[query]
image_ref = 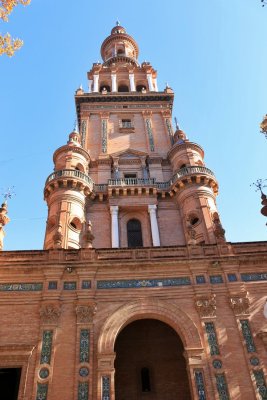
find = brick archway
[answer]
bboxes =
[98,298,202,354]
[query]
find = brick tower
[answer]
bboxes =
[44,23,225,251]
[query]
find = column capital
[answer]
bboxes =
[110,205,119,215]
[148,204,157,213]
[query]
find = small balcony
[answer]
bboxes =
[108,178,156,187]
[45,169,94,191]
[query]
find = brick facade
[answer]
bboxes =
[0,24,267,400]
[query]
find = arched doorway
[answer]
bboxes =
[114,319,191,400]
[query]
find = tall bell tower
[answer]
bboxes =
[43,23,225,250]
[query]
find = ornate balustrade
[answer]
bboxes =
[46,169,94,190]
[45,166,216,196]
[108,178,156,186]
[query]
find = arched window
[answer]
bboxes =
[118,84,129,92]
[127,219,143,248]
[100,84,111,92]
[136,84,147,92]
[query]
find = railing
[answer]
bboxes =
[46,166,215,194]
[108,178,156,186]
[156,166,215,190]
[94,184,108,192]
[46,169,94,189]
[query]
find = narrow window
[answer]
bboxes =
[127,219,143,248]
[121,119,131,128]
[141,367,151,392]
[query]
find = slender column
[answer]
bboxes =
[153,78,158,92]
[110,206,119,248]
[147,73,154,91]
[88,79,93,93]
[148,205,160,246]
[111,73,117,92]
[129,73,135,91]
[93,74,99,92]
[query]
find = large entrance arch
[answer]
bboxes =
[114,319,191,399]
[97,299,205,400]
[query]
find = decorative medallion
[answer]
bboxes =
[39,368,49,379]
[79,367,89,377]
[250,357,260,366]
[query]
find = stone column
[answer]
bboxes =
[148,205,160,246]
[147,73,154,91]
[93,74,99,92]
[111,73,117,92]
[110,206,119,248]
[88,79,93,93]
[153,78,159,92]
[129,73,135,91]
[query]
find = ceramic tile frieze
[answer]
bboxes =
[0,282,43,291]
[241,273,267,282]
[40,330,53,364]
[194,370,207,400]
[165,118,174,144]
[78,381,89,400]
[80,329,90,363]
[145,118,155,151]
[253,369,267,399]
[101,119,108,153]
[240,320,256,353]
[215,374,230,400]
[97,277,191,289]
[204,322,220,355]
[81,120,87,148]
[36,382,48,400]
[102,376,110,400]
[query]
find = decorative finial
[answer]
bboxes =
[174,117,179,130]
[116,19,120,26]
[79,84,83,90]
[1,186,15,204]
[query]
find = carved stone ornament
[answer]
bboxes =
[213,213,226,243]
[40,304,61,325]
[186,218,197,245]
[230,294,250,315]
[195,294,216,318]
[76,303,97,323]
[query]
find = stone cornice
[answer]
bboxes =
[167,142,204,161]
[53,144,90,163]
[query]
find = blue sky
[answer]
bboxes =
[0,0,266,250]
